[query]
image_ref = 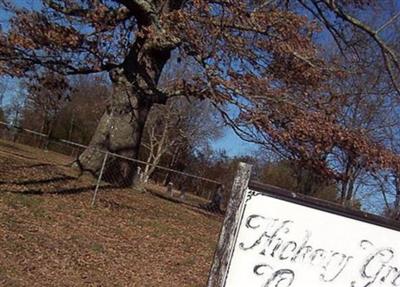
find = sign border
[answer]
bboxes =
[208,162,400,287]
[249,180,400,232]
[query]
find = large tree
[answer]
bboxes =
[1,0,399,186]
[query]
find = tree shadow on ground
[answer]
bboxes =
[146,189,223,219]
[0,150,38,161]
[0,175,77,185]
[12,163,62,169]
[0,184,113,195]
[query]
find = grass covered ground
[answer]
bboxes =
[0,139,222,286]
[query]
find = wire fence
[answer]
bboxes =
[0,121,225,214]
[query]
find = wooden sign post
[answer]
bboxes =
[208,162,400,287]
[207,162,252,286]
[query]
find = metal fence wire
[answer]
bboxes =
[0,121,225,214]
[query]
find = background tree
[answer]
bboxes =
[21,72,71,140]
[5,90,25,126]
[139,97,222,183]
[258,160,340,202]
[0,80,5,108]
[53,75,110,144]
[0,107,6,123]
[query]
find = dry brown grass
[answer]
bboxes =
[0,139,222,286]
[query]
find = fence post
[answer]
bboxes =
[207,162,252,287]
[91,151,109,207]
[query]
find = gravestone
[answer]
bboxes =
[202,184,224,213]
[167,181,174,197]
[208,163,400,287]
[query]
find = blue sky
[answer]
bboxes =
[212,127,259,156]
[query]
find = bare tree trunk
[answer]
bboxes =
[68,113,75,141]
[44,116,57,150]
[392,175,400,220]
[141,152,163,183]
[345,176,356,205]
[141,118,171,184]
[76,72,152,186]
[163,146,180,185]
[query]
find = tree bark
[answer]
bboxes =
[76,71,152,186]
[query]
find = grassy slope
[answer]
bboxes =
[0,139,221,286]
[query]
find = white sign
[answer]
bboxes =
[224,188,400,287]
